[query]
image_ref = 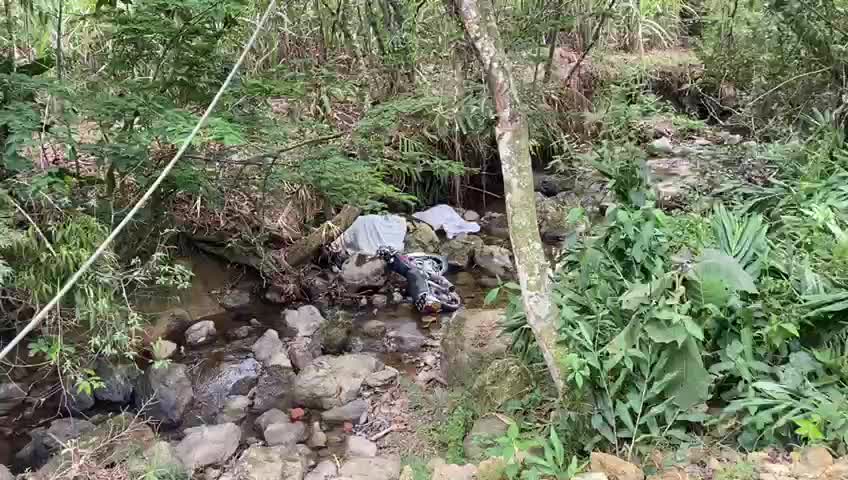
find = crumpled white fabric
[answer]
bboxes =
[412,204,480,239]
[335,214,407,255]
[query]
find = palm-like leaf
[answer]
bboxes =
[711,203,770,277]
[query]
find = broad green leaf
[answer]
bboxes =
[484,287,500,306]
[645,321,688,346]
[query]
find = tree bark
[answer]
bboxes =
[284,205,361,267]
[448,0,566,395]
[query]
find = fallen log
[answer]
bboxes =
[284,205,361,267]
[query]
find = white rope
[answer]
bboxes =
[0,0,278,361]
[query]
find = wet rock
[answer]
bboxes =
[464,415,509,460]
[346,436,377,458]
[385,324,427,353]
[307,422,327,448]
[289,336,322,371]
[0,382,26,415]
[217,395,251,424]
[474,244,514,279]
[186,320,217,346]
[264,421,307,447]
[534,173,573,197]
[305,276,331,300]
[649,137,674,155]
[406,222,440,252]
[362,320,387,338]
[252,330,292,369]
[188,356,261,422]
[63,383,95,412]
[372,294,388,308]
[430,460,478,480]
[135,363,194,425]
[321,399,369,425]
[232,444,307,480]
[153,339,178,360]
[440,234,483,269]
[176,423,240,470]
[483,214,510,240]
[250,365,297,414]
[221,288,251,310]
[94,360,140,404]
[339,455,402,480]
[305,459,338,480]
[320,313,352,355]
[341,254,387,291]
[473,357,532,410]
[294,354,383,409]
[228,325,252,340]
[440,309,508,385]
[590,452,644,480]
[283,305,326,337]
[365,367,399,388]
[463,210,481,222]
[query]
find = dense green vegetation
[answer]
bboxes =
[2,0,848,471]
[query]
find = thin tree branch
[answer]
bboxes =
[561,0,619,87]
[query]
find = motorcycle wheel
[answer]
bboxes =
[406,253,449,275]
[435,291,462,312]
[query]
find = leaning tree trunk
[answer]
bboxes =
[449,0,566,395]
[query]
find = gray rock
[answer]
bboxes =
[321,399,369,425]
[482,214,510,240]
[127,441,186,477]
[648,137,674,155]
[227,325,252,340]
[233,444,308,480]
[294,354,383,409]
[307,422,327,448]
[176,423,241,470]
[405,222,440,253]
[305,459,338,480]
[283,305,326,337]
[250,366,297,414]
[252,330,292,369]
[264,421,307,447]
[135,363,194,425]
[221,289,251,310]
[0,382,26,415]
[463,416,509,460]
[345,436,377,458]
[440,309,508,385]
[42,418,96,451]
[372,294,388,308]
[440,234,483,269]
[0,465,11,480]
[365,368,399,388]
[288,336,322,371]
[186,320,217,346]
[339,456,401,480]
[94,361,140,404]
[474,244,514,279]
[478,276,499,288]
[63,383,94,412]
[341,254,387,291]
[463,210,480,222]
[304,276,331,300]
[256,409,290,431]
[216,395,251,424]
[384,324,427,353]
[534,173,573,197]
[361,320,386,338]
[153,339,178,360]
[187,356,261,422]
[725,133,743,145]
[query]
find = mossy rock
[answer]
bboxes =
[320,311,353,354]
[440,309,508,386]
[472,357,532,411]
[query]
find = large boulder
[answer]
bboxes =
[232,445,308,480]
[339,456,402,480]
[534,173,573,197]
[440,234,483,269]
[440,309,508,385]
[252,330,292,369]
[345,436,377,458]
[282,305,326,337]
[217,395,251,423]
[250,365,297,413]
[405,222,440,252]
[341,254,387,291]
[19,417,96,467]
[186,355,261,422]
[176,423,241,470]
[135,363,194,425]
[321,399,369,425]
[94,360,140,404]
[185,320,217,346]
[288,336,322,371]
[294,354,383,409]
[384,323,427,353]
[263,421,307,447]
[220,288,252,310]
[473,244,514,279]
[472,357,532,410]
[0,382,26,415]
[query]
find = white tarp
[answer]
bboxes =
[412,204,480,239]
[336,214,407,255]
